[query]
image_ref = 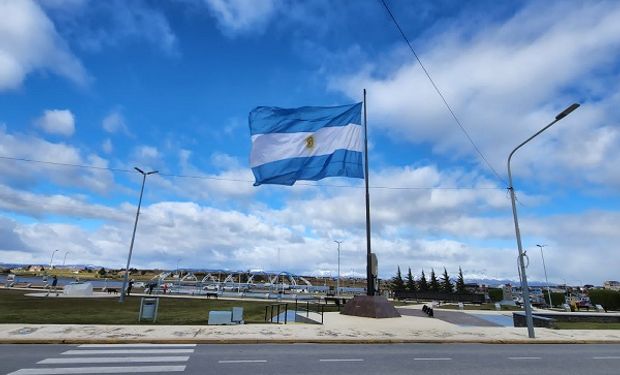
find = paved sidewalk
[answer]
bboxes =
[2,309,620,344]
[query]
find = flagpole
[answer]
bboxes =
[363,89,374,296]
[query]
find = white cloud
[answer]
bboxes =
[42,0,177,55]
[153,151,256,202]
[102,138,113,154]
[203,0,277,36]
[331,1,620,189]
[0,126,115,194]
[35,109,75,136]
[137,145,159,159]
[102,111,130,135]
[1,187,618,285]
[129,145,162,173]
[0,183,127,222]
[0,0,88,90]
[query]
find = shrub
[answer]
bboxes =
[589,289,620,311]
[488,288,503,302]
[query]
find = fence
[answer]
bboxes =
[264,300,326,324]
[394,290,485,304]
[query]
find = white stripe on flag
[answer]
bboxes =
[250,123,362,167]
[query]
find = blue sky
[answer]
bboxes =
[1,0,619,285]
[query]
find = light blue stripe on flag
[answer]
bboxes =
[250,102,362,135]
[252,149,363,186]
[249,102,364,186]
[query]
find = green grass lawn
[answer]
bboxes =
[0,289,280,324]
[553,322,620,330]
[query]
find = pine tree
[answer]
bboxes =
[390,266,405,292]
[406,267,416,292]
[429,268,440,292]
[456,266,467,294]
[418,269,429,292]
[441,267,453,293]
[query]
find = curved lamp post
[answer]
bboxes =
[49,249,60,270]
[507,103,579,339]
[120,167,158,303]
[537,244,553,308]
[62,251,70,268]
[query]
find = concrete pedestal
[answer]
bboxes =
[340,295,401,318]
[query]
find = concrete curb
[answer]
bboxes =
[2,338,620,345]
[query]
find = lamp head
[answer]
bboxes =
[555,103,580,120]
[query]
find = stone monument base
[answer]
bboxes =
[340,295,401,318]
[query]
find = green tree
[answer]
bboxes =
[406,267,416,292]
[441,267,453,293]
[456,267,466,294]
[429,269,440,292]
[390,266,405,292]
[97,267,106,276]
[418,270,429,292]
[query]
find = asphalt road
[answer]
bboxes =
[2,343,620,375]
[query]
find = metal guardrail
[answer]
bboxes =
[264,300,326,324]
[265,303,289,324]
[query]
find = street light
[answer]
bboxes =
[62,251,70,268]
[176,258,181,288]
[537,244,553,308]
[120,167,159,303]
[334,240,342,296]
[507,102,579,339]
[49,249,60,270]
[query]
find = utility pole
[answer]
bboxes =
[120,167,158,303]
[507,103,579,338]
[334,240,342,296]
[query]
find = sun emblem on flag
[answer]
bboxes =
[305,135,315,149]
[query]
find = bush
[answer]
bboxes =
[542,291,566,306]
[589,289,620,311]
[488,288,503,302]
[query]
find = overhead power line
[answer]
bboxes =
[0,155,503,191]
[378,0,506,185]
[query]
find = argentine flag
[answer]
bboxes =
[249,102,364,186]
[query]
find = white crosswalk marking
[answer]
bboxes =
[7,366,186,375]
[38,356,190,364]
[78,344,196,348]
[9,344,194,375]
[62,349,194,355]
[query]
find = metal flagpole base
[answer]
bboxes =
[340,295,401,318]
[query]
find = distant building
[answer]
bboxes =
[603,281,620,291]
[28,265,44,272]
